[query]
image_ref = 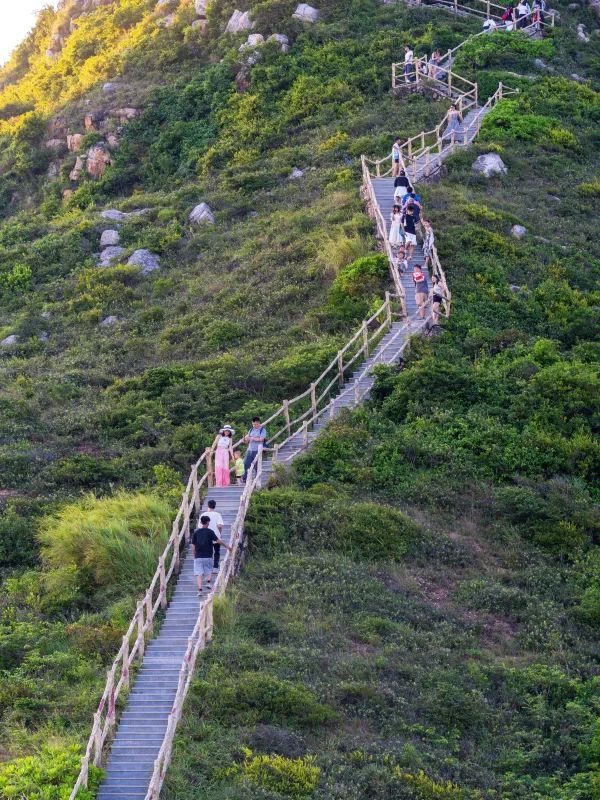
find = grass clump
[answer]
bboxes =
[221,748,320,798]
[0,745,103,800]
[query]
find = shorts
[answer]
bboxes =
[194,557,213,576]
[433,294,443,305]
[404,233,417,246]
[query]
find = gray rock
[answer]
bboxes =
[267,33,289,51]
[98,246,126,266]
[100,316,118,328]
[102,83,121,92]
[195,0,207,14]
[577,23,590,41]
[293,3,319,22]
[239,33,265,50]
[534,58,547,69]
[471,153,507,177]
[509,284,522,294]
[100,229,121,248]
[128,249,161,274]
[39,331,49,343]
[548,195,561,202]
[568,2,579,8]
[101,208,151,221]
[225,10,253,33]
[1,335,18,346]
[45,138,65,149]
[511,224,527,238]
[189,202,215,225]
[41,311,51,319]
[289,167,304,179]
[570,73,585,82]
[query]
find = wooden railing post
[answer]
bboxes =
[486,0,490,17]
[302,421,309,447]
[121,634,130,689]
[283,399,291,437]
[498,81,503,100]
[392,62,396,88]
[337,350,344,386]
[191,466,200,515]
[310,382,317,418]
[159,555,167,609]
[106,670,116,727]
[385,291,392,327]
[362,321,369,358]
[273,443,280,464]
[93,712,102,767]
[204,447,214,487]
[136,601,145,659]
[454,0,457,12]
[145,590,153,635]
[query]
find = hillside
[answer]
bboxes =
[0,0,599,797]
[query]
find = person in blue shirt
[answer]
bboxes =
[401,186,422,217]
[243,417,267,481]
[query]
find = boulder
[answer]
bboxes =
[568,2,579,8]
[45,138,65,149]
[67,133,84,151]
[511,224,527,238]
[590,0,600,21]
[267,33,289,51]
[240,33,265,50]
[86,144,112,178]
[110,107,140,123]
[100,229,121,247]
[289,167,304,179]
[534,58,547,69]
[99,246,126,266]
[128,249,161,274]
[102,82,121,91]
[292,3,319,22]
[577,23,590,41]
[106,132,121,149]
[189,202,215,224]
[69,155,87,182]
[471,153,507,177]
[84,111,106,131]
[39,331,49,343]
[100,316,119,328]
[1,335,18,346]
[192,18,208,28]
[47,161,61,179]
[62,189,74,201]
[225,9,253,33]
[101,208,150,221]
[195,0,208,14]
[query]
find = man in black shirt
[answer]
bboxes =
[191,515,232,595]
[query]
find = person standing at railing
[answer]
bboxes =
[442,103,463,141]
[191,515,232,595]
[401,205,418,264]
[412,265,429,320]
[516,0,531,27]
[403,45,414,84]
[428,50,441,78]
[243,417,267,481]
[212,425,235,487]
[532,0,545,28]
[392,137,401,177]
[501,4,515,29]
[431,273,448,325]
[389,204,404,249]
[483,17,497,31]
[422,220,435,269]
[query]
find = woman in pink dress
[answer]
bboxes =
[213,426,235,486]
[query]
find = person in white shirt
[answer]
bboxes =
[483,17,497,31]
[204,499,224,572]
[391,137,401,177]
[516,0,530,27]
[404,45,414,84]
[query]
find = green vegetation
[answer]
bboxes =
[0,0,597,796]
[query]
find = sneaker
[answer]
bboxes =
[197,589,203,596]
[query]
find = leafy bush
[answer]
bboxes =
[221,748,320,798]
[0,745,102,800]
[39,492,172,594]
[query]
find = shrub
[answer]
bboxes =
[222,748,320,798]
[0,745,102,800]
[193,671,335,728]
[39,492,173,594]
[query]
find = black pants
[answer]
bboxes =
[213,543,220,569]
[243,450,258,481]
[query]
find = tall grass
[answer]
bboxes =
[39,492,172,593]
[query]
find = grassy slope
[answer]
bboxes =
[163,9,600,800]
[0,0,597,796]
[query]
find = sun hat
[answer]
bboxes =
[220,425,235,435]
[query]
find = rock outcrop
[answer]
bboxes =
[293,3,319,22]
[69,155,87,182]
[239,33,264,50]
[511,224,527,238]
[101,208,151,221]
[100,230,121,247]
[86,144,112,178]
[471,153,507,177]
[225,9,253,32]
[267,33,289,51]
[128,249,161,274]
[100,316,119,328]
[45,139,65,149]
[98,246,126,267]
[110,107,140,123]
[1,335,18,346]
[67,133,84,151]
[189,202,215,224]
